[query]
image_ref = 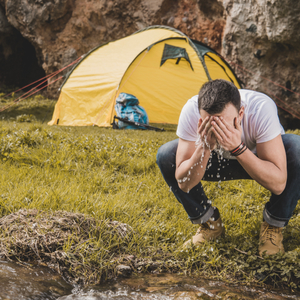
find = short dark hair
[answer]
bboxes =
[198,79,241,114]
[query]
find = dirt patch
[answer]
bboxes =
[0,209,177,285]
[0,209,140,285]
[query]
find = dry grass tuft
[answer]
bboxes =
[0,209,135,284]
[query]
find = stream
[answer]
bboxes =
[0,260,299,300]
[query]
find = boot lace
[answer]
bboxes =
[196,221,212,238]
[261,224,279,243]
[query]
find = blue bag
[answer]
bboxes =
[115,93,149,129]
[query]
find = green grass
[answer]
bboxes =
[0,93,300,290]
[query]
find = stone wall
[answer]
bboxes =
[222,0,300,128]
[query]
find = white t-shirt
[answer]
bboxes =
[176,89,285,157]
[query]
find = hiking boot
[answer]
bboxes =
[183,217,225,247]
[258,221,285,256]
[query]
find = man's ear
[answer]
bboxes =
[238,106,244,122]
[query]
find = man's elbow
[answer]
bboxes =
[175,171,188,192]
[175,170,202,193]
[177,178,199,193]
[178,182,190,193]
[175,175,191,192]
[272,179,287,195]
[175,175,189,192]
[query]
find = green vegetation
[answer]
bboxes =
[0,94,300,290]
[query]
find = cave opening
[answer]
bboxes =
[0,27,46,91]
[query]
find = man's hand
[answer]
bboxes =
[198,116,217,150]
[211,116,242,151]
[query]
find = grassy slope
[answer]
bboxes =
[0,94,300,289]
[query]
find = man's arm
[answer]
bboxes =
[175,116,216,192]
[211,116,287,195]
[236,135,287,195]
[175,138,210,192]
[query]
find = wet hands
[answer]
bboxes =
[210,116,242,151]
[198,117,217,150]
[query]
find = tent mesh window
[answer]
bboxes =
[160,44,194,71]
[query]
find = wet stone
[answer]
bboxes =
[0,260,72,299]
[116,264,132,276]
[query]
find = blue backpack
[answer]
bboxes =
[114,93,149,130]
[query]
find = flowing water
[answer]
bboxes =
[1,260,300,300]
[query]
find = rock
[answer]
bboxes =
[0,5,13,35]
[0,0,225,91]
[116,264,132,276]
[222,0,300,128]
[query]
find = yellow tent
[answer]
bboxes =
[49,25,241,127]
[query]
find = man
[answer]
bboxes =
[156,79,300,255]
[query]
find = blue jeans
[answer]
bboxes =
[156,134,300,227]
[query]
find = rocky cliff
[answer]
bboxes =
[223,0,300,128]
[0,0,299,128]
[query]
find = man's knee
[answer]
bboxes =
[283,134,300,167]
[156,145,166,167]
[156,139,178,170]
